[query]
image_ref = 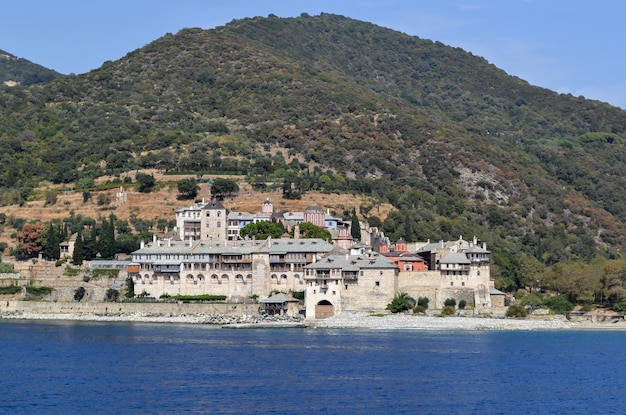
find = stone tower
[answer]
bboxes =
[200,200,227,242]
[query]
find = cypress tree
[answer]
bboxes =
[350,208,361,241]
[72,232,84,265]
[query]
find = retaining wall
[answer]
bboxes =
[1,300,260,317]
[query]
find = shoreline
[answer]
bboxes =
[2,310,626,331]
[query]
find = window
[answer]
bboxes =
[450,282,454,286]
[375,281,380,287]
[462,282,465,286]
[217,221,221,228]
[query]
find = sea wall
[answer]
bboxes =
[1,300,260,317]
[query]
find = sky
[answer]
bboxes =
[2,0,625,108]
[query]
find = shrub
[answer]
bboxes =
[0,261,14,273]
[386,292,416,313]
[64,267,80,277]
[92,269,120,279]
[444,298,456,307]
[417,296,429,309]
[413,305,426,314]
[543,295,574,316]
[506,304,528,318]
[0,285,21,295]
[439,305,456,316]
[25,286,53,296]
[105,288,119,302]
[170,294,227,302]
[74,287,86,301]
[458,299,467,310]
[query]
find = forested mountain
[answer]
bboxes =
[0,49,63,85]
[2,13,626,290]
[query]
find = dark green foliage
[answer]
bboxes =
[417,296,429,309]
[444,298,456,307]
[169,294,227,302]
[105,288,120,302]
[0,49,63,85]
[239,221,285,239]
[125,276,135,298]
[458,299,467,310]
[506,304,528,318]
[350,208,361,241]
[25,286,53,296]
[135,173,156,193]
[177,178,200,199]
[72,232,84,265]
[98,215,116,259]
[210,178,239,200]
[386,292,416,313]
[295,222,332,242]
[74,286,86,302]
[543,295,573,316]
[92,269,120,279]
[291,291,305,300]
[0,260,13,272]
[0,285,21,294]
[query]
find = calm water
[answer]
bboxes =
[1,321,625,414]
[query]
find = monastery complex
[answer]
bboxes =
[129,199,505,318]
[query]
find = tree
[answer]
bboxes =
[386,292,416,313]
[74,286,86,302]
[42,222,61,260]
[506,304,528,318]
[136,172,156,193]
[98,215,116,259]
[125,276,135,298]
[105,288,119,302]
[211,178,239,200]
[520,292,543,313]
[350,208,361,241]
[543,295,573,316]
[417,297,429,309]
[72,232,84,265]
[295,222,332,242]
[240,221,285,239]
[444,298,456,307]
[519,254,545,291]
[177,178,200,200]
[16,222,45,259]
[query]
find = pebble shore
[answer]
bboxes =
[306,311,574,330]
[3,310,626,330]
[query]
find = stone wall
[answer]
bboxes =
[1,300,260,317]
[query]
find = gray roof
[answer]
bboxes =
[227,211,255,221]
[132,237,334,256]
[465,245,490,254]
[439,253,471,264]
[203,200,226,210]
[490,287,506,295]
[260,293,299,304]
[305,253,396,271]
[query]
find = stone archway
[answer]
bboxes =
[315,300,335,319]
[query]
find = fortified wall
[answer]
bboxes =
[398,271,489,310]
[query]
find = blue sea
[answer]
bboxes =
[1,321,625,414]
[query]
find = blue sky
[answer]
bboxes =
[2,1,625,108]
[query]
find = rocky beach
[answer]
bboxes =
[3,308,625,330]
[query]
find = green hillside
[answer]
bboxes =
[0,49,63,85]
[2,13,626,292]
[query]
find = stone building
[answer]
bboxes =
[130,236,334,302]
[304,252,398,318]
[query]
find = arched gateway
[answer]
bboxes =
[315,300,335,318]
